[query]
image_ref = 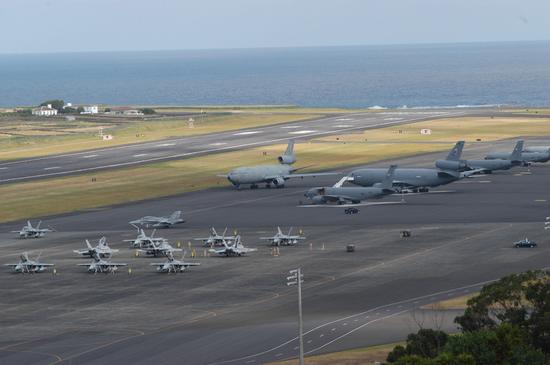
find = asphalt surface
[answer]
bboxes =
[0,135,549,364]
[0,110,467,183]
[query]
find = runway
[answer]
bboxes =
[0,109,465,183]
[0,138,549,364]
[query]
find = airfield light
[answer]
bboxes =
[287,268,305,365]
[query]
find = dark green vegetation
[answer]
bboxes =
[386,270,550,365]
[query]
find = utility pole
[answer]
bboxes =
[287,268,305,365]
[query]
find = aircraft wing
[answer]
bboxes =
[282,172,339,179]
[437,170,459,178]
[461,169,487,177]
[321,194,357,203]
[209,248,226,255]
[300,201,404,208]
[4,264,19,267]
[103,263,127,267]
[182,262,201,267]
[37,263,54,267]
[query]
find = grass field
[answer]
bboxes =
[316,116,550,144]
[0,142,451,222]
[0,113,321,160]
[266,342,402,365]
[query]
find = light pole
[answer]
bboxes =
[287,268,305,365]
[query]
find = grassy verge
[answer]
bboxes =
[0,142,450,222]
[316,116,550,143]
[0,113,321,160]
[421,293,477,310]
[266,342,403,365]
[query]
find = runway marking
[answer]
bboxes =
[307,340,312,344]
[275,353,283,357]
[245,360,255,364]
[280,125,302,129]
[384,117,403,121]
[208,280,498,365]
[289,130,317,135]
[535,199,547,202]
[82,154,98,158]
[233,131,261,135]
[0,167,7,170]
[319,334,324,338]
[332,124,353,127]
[43,166,61,170]
[210,142,227,146]
[0,114,443,183]
[133,154,148,157]
[156,143,176,147]
[335,118,353,121]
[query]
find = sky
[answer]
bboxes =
[1,0,549,54]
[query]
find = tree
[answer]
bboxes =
[387,329,448,363]
[140,108,156,115]
[454,270,550,354]
[39,99,64,111]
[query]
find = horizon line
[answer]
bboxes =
[1,39,549,57]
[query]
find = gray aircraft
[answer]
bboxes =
[435,141,514,173]
[124,229,166,249]
[129,211,184,228]
[349,143,478,192]
[222,140,337,189]
[209,236,257,257]
[5,252,54,273]
[12,220,53,239]
[259,227,306,246]
[194,227,236,247]
[78,252,127,273]
[523,145,550,153]
[485,140,550,164]
[150,252,200,273]
[305,165,397,204]
[137,240,182,257]
[73,237,119,259]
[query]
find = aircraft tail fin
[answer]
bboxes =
[99,236,107,248]
[21,252,29,262]
[510,140,524,161]
[277,226,283,235]
[278,140,296,164]
[446,141,464,161]
[169,211,182,222]
[381,165,397,190]
[86,239,93,250]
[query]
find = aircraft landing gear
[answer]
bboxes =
[250,184,259,189]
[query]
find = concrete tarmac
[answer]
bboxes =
[0,139,549,365]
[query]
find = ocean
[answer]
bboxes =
[1,41,549,108]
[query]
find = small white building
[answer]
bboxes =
[32,104,58,117]
[81,105,99,114]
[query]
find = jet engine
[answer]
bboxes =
[272,177,285,187]
[311,195,325,205]
[435,159,467,171]
[278,154,296,164]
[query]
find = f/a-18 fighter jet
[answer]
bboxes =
[150,252,200,273]
[129,211,184,228]
[194,227,236,247]
[208,236,257,257]
[260,227,306,246]
[435,141,515,173]
[124,229,167,249]
[222,140,338,189]
[5,252,54,273]
[137,240,182,257]
[12,220,53,238]
[78,252,127,273]
[73,237,119,259]
[305,165,398,205]
[485,140,550,165]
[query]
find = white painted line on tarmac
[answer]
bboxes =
[43,166,61,170]
[210,142,227,146]
[335,118,353,121]
[82,154,98,158]
[281,125,302,129]
[289,130,317,135]
[233,131,261,135]
[133,154,148,157]
[0,167,7,170]
[333,124,353,127]
[156,143,176,147]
